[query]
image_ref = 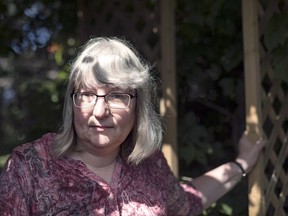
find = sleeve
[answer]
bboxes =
[0,152,31,216]
[153,151,203,216]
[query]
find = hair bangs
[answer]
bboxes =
[93,54,145,89]
[72,64,102,91]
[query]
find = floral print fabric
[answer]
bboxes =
[0,133,202,215]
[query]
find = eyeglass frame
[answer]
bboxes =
[70,91,137,109]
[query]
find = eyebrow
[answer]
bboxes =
[77,87,132,93]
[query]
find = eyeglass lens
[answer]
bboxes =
[73,92,132,109]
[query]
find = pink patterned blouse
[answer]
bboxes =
[0,133,202,215]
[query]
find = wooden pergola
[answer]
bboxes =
[78,0,288,215]
[243,0,288,215]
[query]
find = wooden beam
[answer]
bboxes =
[242,0,265,215]
[160,0,178,177]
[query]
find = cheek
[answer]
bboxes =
[119,111,135,131]
[124,102,136,126]
[73,108,90,125]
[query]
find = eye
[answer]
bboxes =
[80,92,94,97]
[109,93,126,100]
[79,92,95,102]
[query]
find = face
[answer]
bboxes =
[73,86,136,156]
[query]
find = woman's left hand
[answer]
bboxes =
[235,132,266,173]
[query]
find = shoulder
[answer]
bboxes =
[143,150,171,170]
[5,133,57,170]
[2,133,57,179]
[137,151,176,187]
[13,133,56,157]
[0,133,57,214]
[143,152,203,215]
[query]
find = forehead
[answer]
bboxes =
[77,85,132,93]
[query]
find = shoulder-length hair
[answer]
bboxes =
[53,37,163,164]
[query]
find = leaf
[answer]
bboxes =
[219,78,235,97]
[0,155,9,169]
[219,203,233,215]
[178,111,214,165]
[263,13,288,51]
[271,41,288,84]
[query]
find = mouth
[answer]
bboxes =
[89,125,113,131]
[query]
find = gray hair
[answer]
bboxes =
[53,37,163,164]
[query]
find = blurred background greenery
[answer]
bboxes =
[1,0,288,215]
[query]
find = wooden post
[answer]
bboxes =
[160,0,178,177]
[242,0,265,215]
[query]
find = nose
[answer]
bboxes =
[92,97,110,118]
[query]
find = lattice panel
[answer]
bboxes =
[77,0,161,68]
[258,0,288,215]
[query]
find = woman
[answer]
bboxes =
[0,37,264,215]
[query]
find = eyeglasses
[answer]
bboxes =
[71,92,136,109]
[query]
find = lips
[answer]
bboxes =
[89,124,112,128]
[89,125,113,131]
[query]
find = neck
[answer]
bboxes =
[70,146,119,169]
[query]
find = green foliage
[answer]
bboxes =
[202,203,233,216]
[0,155,9,170]
[262,8,288,83]
[263,13,288,51]
[271,41,288,83]
[219,203,233,215]
[176,0,243,167]
[178,112,214,165]
[0,0,79,155]
[175,0,247,214]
